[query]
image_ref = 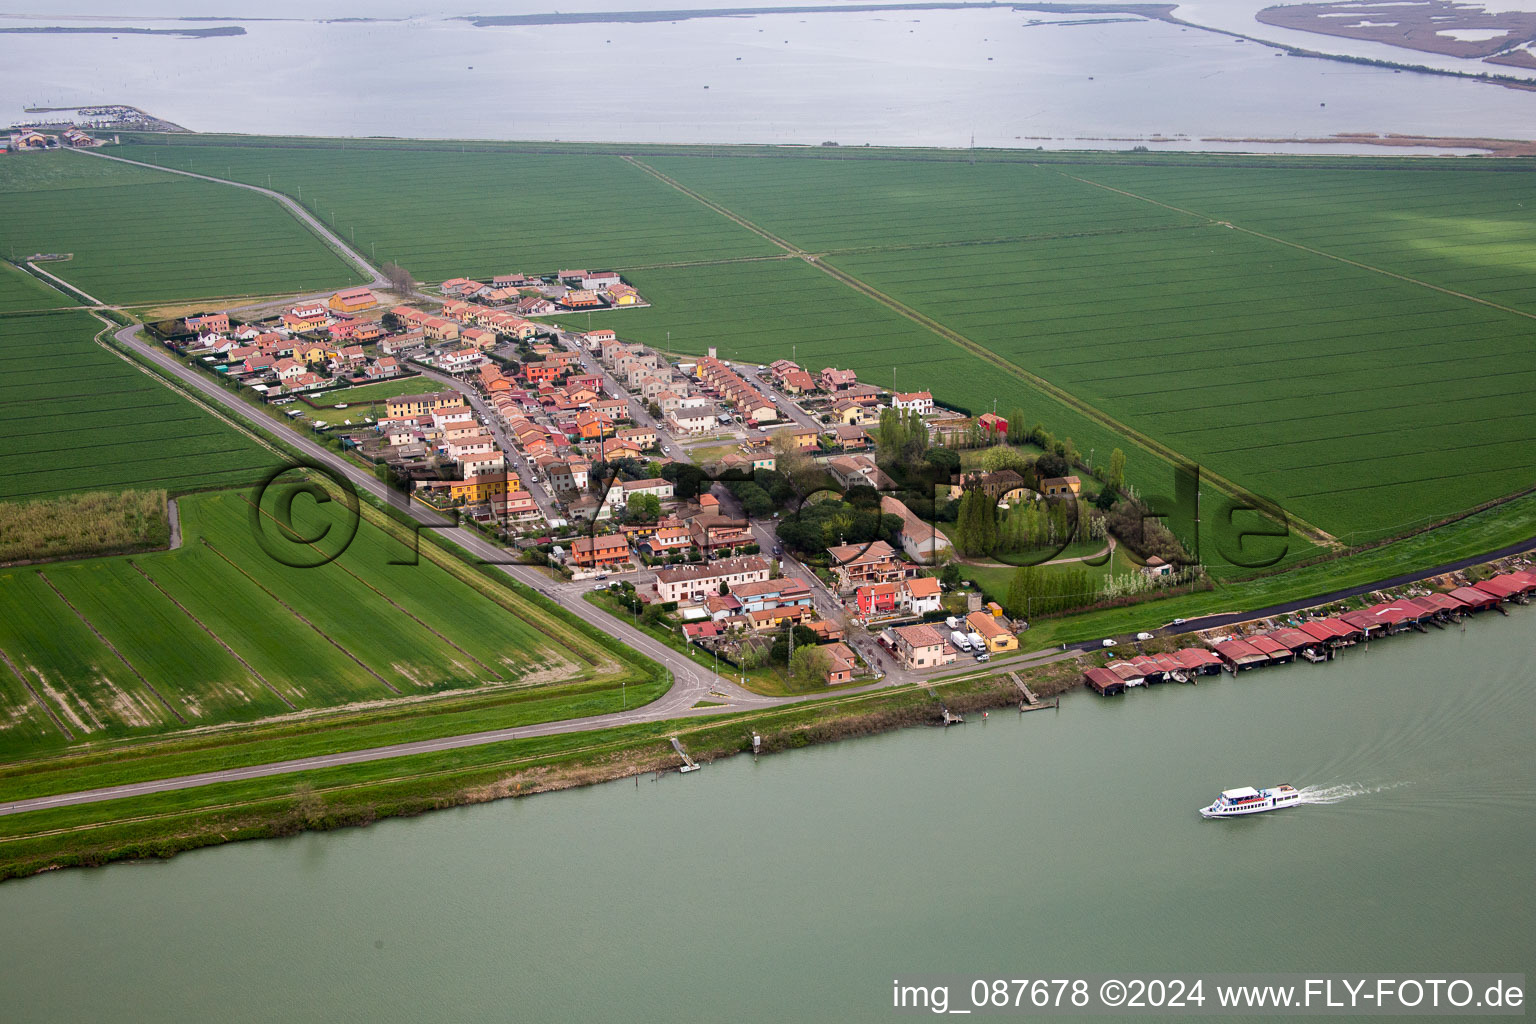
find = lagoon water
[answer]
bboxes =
[1,606,1531,1021]
[5,1,1536,149]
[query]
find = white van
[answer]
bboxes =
[945,616,962,631]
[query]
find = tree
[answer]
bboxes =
[940,562,961,589]
[1106,448,1126,497]
[789,645,832,688]
[718,580,730,596]
[955,489,998,557]
[626,492,661,521]
[1036,451,1069,479]
[978,445,1031,474]
[1006,407,1029,445]
[381,261,415,294]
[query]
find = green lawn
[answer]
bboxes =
[0,488,645,759]
[0,312,277,501]
[0,150,362,304]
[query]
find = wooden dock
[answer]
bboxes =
[669,737,700,772]
[940,707,965,726]
[1009,672,1058,712]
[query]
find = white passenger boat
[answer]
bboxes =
[1199,785,1300,818]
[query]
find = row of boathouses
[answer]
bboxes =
[1085,569,1535,696]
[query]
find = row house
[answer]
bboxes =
[854,575,941,617]
[459,450,506,476]
[282,304,332,333]
[422,317,460,342]
[729,577,812,615]
[653,555,771,604]
[386,390,458,418]
[513,295,557,317]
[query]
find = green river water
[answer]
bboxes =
[1,607,1531,1022]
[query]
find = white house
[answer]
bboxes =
[891,391,934,416]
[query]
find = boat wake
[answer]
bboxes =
[1296,781,1410,805]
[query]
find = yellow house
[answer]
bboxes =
[294,342,329,366]
[448,474,519,503]
[966,611,1018,653]
[328,287,379,313]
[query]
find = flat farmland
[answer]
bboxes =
[1065,163,1536,316]
[829,227,1536,539]
[0,488,637,760]
[114,142,779,281]
[0,263,73,313]
[0,150,362,304]
[0,312,276,500]
[641,154,1192,251]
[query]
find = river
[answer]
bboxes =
[4,1,1535,150]
[1,605,1531,1021]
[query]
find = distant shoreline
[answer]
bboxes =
[0,25,244,39]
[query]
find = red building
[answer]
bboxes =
[978,412,1008,437]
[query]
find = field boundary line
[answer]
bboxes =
[34,571,188,724]
[237,493,503,682]
[0,646,74,741]
[198,537,405,695]
[126,560,298,710]
[625,157,1337,547]
[1058,169,1536,324]
[622,156,806,254]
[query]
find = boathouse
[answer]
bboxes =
[1365,601,1421,632]
[1245,635,1295,664]
[1448,586,1501,611]
[1266,627,1324,656]
[1413,592,1467,618]
[1108,660,1147,687]
[1212,638,1269,670]
[1473,573,1534,603]
[1339,609,1388,638]
[1084,666,1128,696]
[1171,648,1223,675]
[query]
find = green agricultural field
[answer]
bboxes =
[114,141,780,281]
[0,150,362,304]
[1069,162,1536,316]
[0,311,277,501]
[829,227,1536,541]
[0,262,72,313]
[0,487,635,759]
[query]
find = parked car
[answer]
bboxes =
[1172,618,1188,626]
[975,652,990,662]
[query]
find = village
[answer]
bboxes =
[162,266,1080,689]
[164,267,1536,696]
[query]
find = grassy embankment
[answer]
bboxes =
[0,660,1081,881]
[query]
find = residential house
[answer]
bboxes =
[571,533,632,569]
[818,367,858,392]
[184,312,230,334]
[880,496,952,565]
[1040,475,1081,498]
[458,450,507,476]
[652,556,771,604]
[889,623,953,670]
[387,391,458,418]
[903,576,943,615]
[821,642,857,684]
[977,412,1008,438]
[827,539,914,590]
[891,391,934,415]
